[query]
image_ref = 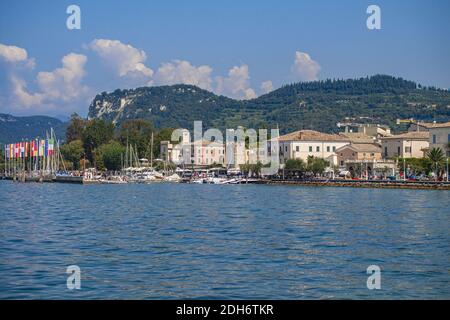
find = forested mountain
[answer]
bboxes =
[0,113,67,145]
[88,75,450,134]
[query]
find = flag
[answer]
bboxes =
[25,141,29,158]
[39,140,45,157]
[20,142,25,158]
[34,140,38,157]
[4,144,9,159]
[10,144,14,159]
[31,140,37,157]
[45,139,49,157]
[14,143,19,158]
[48,138,55,156]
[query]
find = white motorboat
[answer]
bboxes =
[100,175,128,184]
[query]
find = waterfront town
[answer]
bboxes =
[160,120,450,182]
[3,119,450,188]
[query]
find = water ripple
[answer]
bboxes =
[0,181,449,299]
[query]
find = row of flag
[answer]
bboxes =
[4,139,55,159]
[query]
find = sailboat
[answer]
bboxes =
[122,133,163,183]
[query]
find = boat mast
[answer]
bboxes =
[150,131,154,168]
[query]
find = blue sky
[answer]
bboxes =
[0,0,449,118]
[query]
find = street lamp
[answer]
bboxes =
[403,158,406,181]
[447,157,449,182]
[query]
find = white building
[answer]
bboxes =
[191,140,225,166]
[161,127,268,168]
[338,123,391,140]
[273,130,351,166]
[427,122,450,157]
[380,131,429,158]
[160,139,225,166]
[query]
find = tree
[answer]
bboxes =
[239,161,263,177]
[252,161,263,178]
[307,156,329,176]
[95,141,125,171]
[81,119,114,164]
[117,119,154,159]
[285,158,306,171]
[427,147,445,180]
[66,113,86,143]
[398,157,432,176]
[0,146,4,172]
[60,140,85,170]
[240,163,250,176]
[154,160,176,172]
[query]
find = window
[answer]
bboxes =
[316,146,320,152]
[285,146,288,152]
[340,161,344,166]
[333,146,336,152]
[384,146,388,156]
[448,134,450,143]
[405,147,411,153]
[309,146,312,152]
[296,146,299,152]
[327,146,330,152]
[433,134,437,144]
[397,146,401,155]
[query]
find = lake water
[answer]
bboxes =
[0,181,449,299]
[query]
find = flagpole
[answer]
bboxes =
[8,145,10,176]
[4,145,6,177]
[29,141,31,175]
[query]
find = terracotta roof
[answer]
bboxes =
[277,130,349,142]
[415,121,450,129]
[337,143,381,153]
[381,131,429,140]
[338,132,375,143]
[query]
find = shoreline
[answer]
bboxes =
[258,179,450,190]
[2,175,450,190]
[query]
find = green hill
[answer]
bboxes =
[88,75,450,134]
[0,113,67,145]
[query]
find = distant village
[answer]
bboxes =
[2,117,450,186]
[160,120,450,180]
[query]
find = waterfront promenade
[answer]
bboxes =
[261,179,450,190]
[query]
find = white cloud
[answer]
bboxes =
[9,53,89,112]
[0,43,35,68]
[260,80,273,94]
[89,39,153,78]
[215,65,257,100]
[36,53,88,101]
[291,51,320,82]
[153,60,213,90]
[10,75,43,108]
